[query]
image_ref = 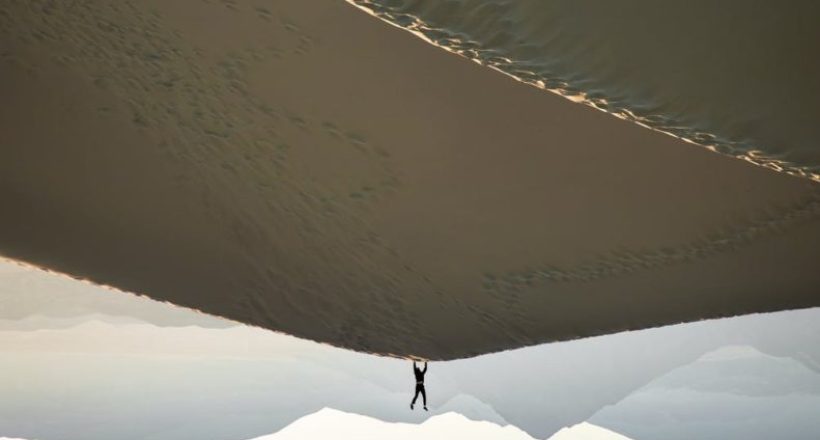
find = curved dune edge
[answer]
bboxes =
[1,0,819,360]
[347,0,820,183]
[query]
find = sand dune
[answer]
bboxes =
[589,346,820,440]
[256,408,633,440]
[349,0,820,182]
[0,0,818,360]
[256,408,539,440]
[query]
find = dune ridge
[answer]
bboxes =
[348,0,820,182]
[0,0,818,360]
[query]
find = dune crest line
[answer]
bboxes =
[347,0,820,183]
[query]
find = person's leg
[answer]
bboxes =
[421,385,427,409]
[411,385,421,409]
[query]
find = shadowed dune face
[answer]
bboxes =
[1,0,819,360]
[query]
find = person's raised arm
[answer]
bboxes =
[422,361,427,374]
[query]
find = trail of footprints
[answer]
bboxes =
[204,0,316,54]
[398,188,820,344]
[481,191,820,299]
[451,191,820,346]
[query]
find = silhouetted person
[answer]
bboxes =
[410,361,427,411]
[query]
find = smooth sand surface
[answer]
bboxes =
[1,0,818,359]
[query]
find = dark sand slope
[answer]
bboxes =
[1,1,818,360]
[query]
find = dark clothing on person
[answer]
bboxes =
[412,383,427,407]
[411,361,428,410]
[413,362,427,383]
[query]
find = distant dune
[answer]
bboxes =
[590,345,820,440]
[1,0,819,360]
[254,408,632,440]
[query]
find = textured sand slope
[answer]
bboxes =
[1,0,819,360]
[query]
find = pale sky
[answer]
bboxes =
[1,260,818,440]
